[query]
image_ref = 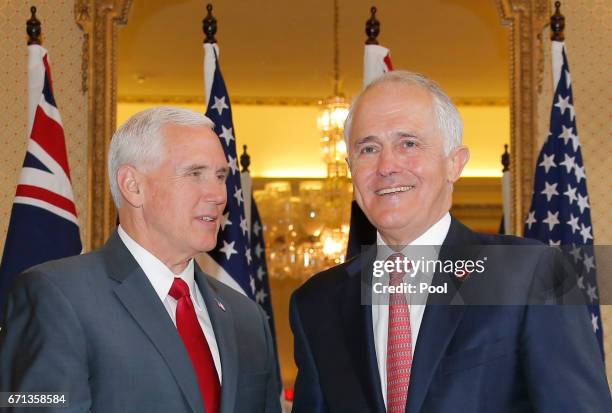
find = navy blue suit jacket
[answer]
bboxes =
[290,218,611,412]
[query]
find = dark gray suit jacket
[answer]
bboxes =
[0,231,281,413]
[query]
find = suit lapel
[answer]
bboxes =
[406,218,479,413]
[104,232,203,413]
[340,251,386,413]
[194,267,238,413]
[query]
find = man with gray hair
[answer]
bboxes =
[0,106,281,413]
[290,71,610,412]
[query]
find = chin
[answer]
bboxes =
[192,238,217,254]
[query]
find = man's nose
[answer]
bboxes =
[204,180,227,206]
[377,146,400,177]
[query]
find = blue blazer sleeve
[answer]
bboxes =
[0,271,91,413]
[289,292,329,413]
[521,303,612,412]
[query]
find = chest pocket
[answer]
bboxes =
[441,338,518,375]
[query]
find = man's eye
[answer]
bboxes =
[402,140,416,148]
[360,146,378,154]
[217,173,228,182]
[189,171,202,177]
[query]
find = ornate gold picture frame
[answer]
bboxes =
[76,0,549,250]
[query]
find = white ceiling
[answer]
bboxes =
[117,0,509,101]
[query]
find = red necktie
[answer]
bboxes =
[169,277,220,413]
[386,253,412,413]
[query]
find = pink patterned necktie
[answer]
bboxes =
[386,253,412,413]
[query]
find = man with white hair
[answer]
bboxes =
[0,107,281,413]
[290,71,611,412]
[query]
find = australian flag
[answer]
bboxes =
[0,45,82,319]
[524,41,603,356]
[201,44,277,350]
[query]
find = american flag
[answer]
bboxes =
[250,201,278,344]
[0,44,82,318]
[201,44,254,297]
[200,44,277,344]
[523,41,603,355]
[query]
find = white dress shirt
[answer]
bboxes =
[372,212,451,407]
[118,226,222,383]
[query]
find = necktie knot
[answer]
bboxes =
[387,253,409,284]
[169,277,190,300]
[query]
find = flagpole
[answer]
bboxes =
[202,3,217,109]
[240,145,252,236]
[501,144,511,234]
[199,3,282,396]
[365,6,380,45]
[346,6,390,259]
[27,6,41,45]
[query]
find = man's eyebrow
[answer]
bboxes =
[216,166,230,175]
[395,131,420,139]
[355,135,379,145]
[178,164,209,174]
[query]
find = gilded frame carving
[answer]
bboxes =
[75,0,133,250]
[496,0,550,235]
[77,0,549,249]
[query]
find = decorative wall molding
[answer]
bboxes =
[496,0,550,235]
[80,0,547,248]
[76,0,133,250]
[118,95,509,107]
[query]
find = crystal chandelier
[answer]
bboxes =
[315,0,352,267]
[255,0,352,280]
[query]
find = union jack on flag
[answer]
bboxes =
[0,44,82,318]
[524,41,603,356]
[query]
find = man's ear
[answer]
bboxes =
[116,165,144,208]
[446,145,470,183]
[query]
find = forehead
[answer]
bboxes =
[349,82,436,138]
[160,123,226,164]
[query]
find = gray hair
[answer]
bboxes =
[108,106,215,208]
[344,71,463,155]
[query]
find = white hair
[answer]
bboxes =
[108,106,215,208]
[344,70,463,155]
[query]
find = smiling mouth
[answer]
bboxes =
[375,185,415,196]
[196,215,217,222]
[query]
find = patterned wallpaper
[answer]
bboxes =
[0,1,88,255]
[538,0,612,385]
[0,0,610,387]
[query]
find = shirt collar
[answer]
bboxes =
[117,226,197,305]
[376,212,451,260]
